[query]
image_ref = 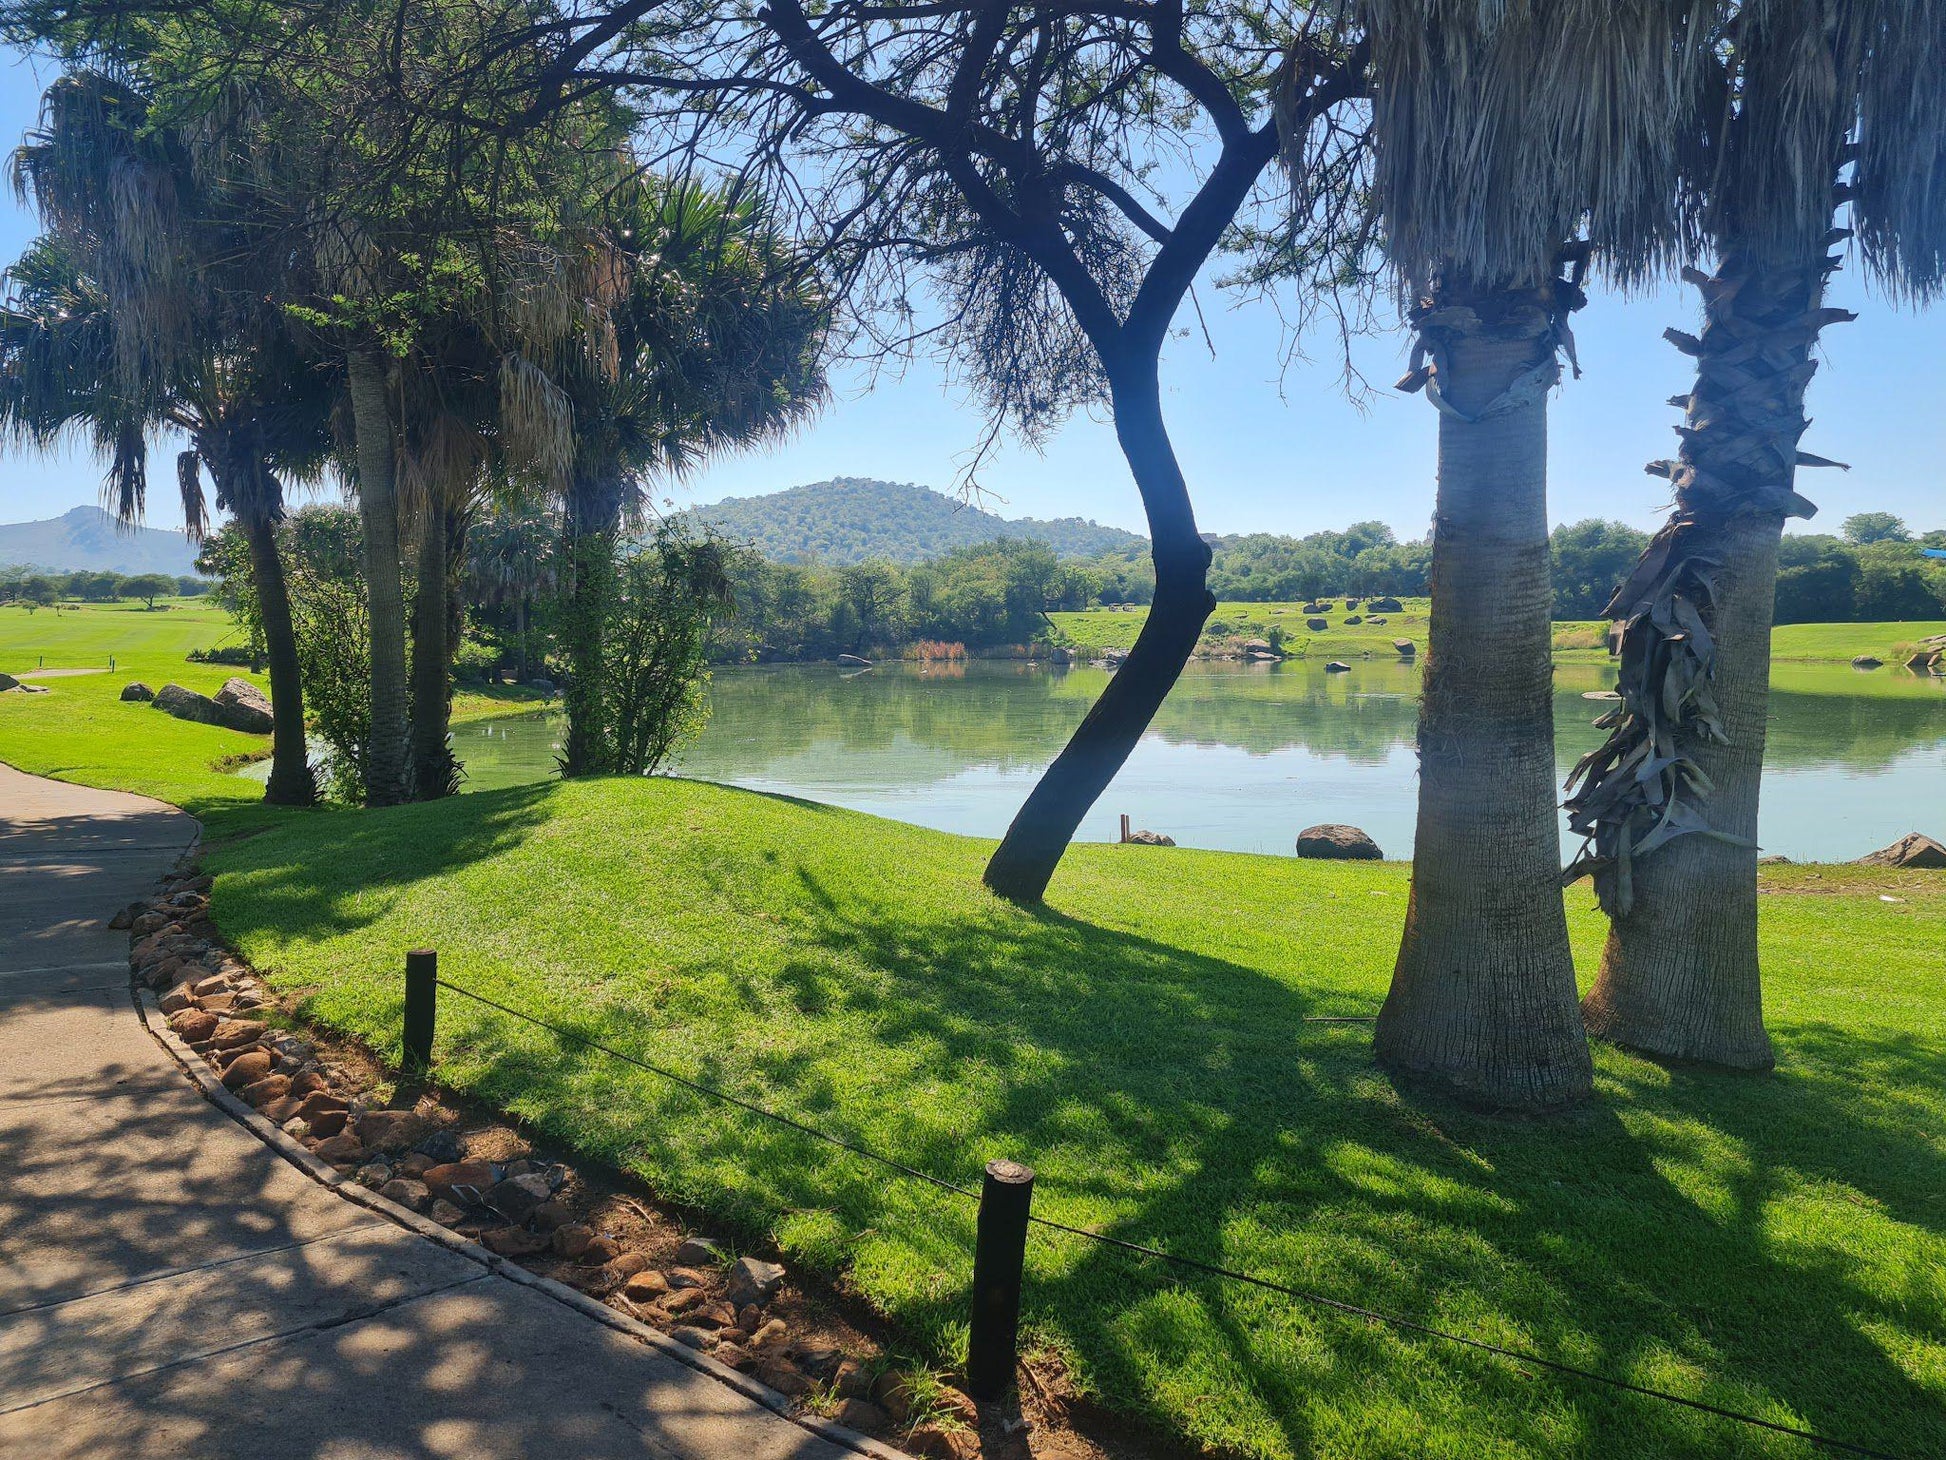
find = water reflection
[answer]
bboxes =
[279,660,1946,861]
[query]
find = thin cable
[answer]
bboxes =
[434,977,980,1202]
[1020,1214,1900,1459]
[434,978,1901,1460]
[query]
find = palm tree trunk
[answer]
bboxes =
[347,347,410,806]
[1378,290,1590,1111]
[238,504,315,808]
[409,497,459,799]
[560,467,622,777]
[1577,250,1844,1068]
[982,357,1213,904]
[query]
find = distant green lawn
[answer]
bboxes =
[206,777,1946,1460]
[1051,601,1946,672]
[0,599,544,832]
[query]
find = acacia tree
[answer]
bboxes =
[515,0,1369,899]
[1,72,331,806]
[1566,0,1944,1067]
[1344,0,1704,1109]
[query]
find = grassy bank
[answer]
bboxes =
[206,776,1946,1460]
[0,599,547,831]
[1050,601,1946,670]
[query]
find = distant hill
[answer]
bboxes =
[682,478,1148,565]
[0,505,201,576]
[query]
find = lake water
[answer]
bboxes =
[420,659,1946,862]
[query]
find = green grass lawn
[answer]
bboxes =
[1051,601,1946,671]
[0,599,546,832]
[204,777,1946,1460]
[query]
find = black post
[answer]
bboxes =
[966,1158,1035,1400]
[403,948,436,1075]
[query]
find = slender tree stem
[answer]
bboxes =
[237,495,315,808]
[347,346,411,806]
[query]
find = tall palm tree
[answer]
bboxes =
[1567,0,1944,1067]
[1350,0,1704,1109]
[551,178,824,777]
[2,74,331,806]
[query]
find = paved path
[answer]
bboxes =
[0,763,862,1460]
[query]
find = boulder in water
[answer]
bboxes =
[1393,639,1416,657]
[213,677,274,733]
[1324,660,1351,673]
[1296,824,1382,860]
[1852,656,1883,670]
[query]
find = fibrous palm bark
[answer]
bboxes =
[409,498,465,798]
[559,467,626,778]
[1377,279,1592,1109]
[347,347,411,806]
[1569,245,1849,1068]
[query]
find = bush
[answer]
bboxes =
[453,637,501,684]
[598,526,735,776]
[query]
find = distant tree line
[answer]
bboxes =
[0,566,208,608]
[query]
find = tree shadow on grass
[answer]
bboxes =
[207,779,1946,1458]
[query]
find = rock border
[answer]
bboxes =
[125,869,916,1460]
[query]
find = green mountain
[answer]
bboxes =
[682,477,1147,565]
[0,505,202,576]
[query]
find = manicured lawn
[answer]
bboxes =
[1051,601,1946,672]
[0,600,547,832]
[207,776,1946,1460]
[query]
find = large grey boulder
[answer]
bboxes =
[1296,824,1383,860]
[120,681,155,702]
[152,682,225,726]
[213,676,274,733]
[1368,597,1405,613]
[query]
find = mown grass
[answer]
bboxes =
[0,599,546,833]
[205,775,1946,1460]
[1052,601,1946,672]
[1051,598,1431,660]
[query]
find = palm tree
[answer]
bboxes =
[1567,0,1944,1067]
[1349,0,1703,1109]
[465,509,557,680]
[2,74,331,806]
[551,177,823,777]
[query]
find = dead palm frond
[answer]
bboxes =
[1358,0,1714,292]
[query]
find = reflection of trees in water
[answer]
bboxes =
[677,661,1944,784]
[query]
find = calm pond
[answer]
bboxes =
[415,659,1946,862]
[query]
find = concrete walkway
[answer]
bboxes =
[0,763,863,1460]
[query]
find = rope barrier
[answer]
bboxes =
[429,974,1902,1460]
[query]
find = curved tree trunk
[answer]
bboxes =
[347,347,411,806]
[238,502,315,808]
[1377,291,1590,1111]
[409,497,460,799]
[1576,250,1843,1068]
[981,361,1212,904]
[560,465,624,778]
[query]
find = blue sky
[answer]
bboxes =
[1,56,1938,542]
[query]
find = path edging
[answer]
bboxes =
[134,982,913,1460]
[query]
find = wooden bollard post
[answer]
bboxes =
[403,948,437,1075]
[966,1158,1035,1400]
[1119,813,1131,844]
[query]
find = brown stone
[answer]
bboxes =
[396,1151,435,1178]
[529,1200,572,1231]
[577,1235,622,1266]
[662,1287,708,1315]
[132,911,170,936]
[1857,832,1946,869]
[354,1109,433,1153]
[833,1399,887,1432]
[192,974,230,997]
[288,1068,329,1097]
[482,1226,551,1257]
[606,1251,650,1279]
[754,1360,812,1397]
[668,1326,715,1351]
[379,1178,431,1212]
[552,1225,595,1261]
[712,1344,757,1372]
[430,1198,468,1227]
[906,1424,977,1460]
[198,993,237,1014]
[483,1173,552,1225]
[725,1256,786,1308]
[238,1074,291,1108]
[220,1051,273,1090]
[313,1132,366,1165]
[212,1019,267,1051]
[259,1095,305,1125]
[170,1009,219,1043]
[158,984,196,1016]
[622,1270,670,1301]
[832,1358,873,1399]
[422,1159,497,1204]
[750,1319,788,1348]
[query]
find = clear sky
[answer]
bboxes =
[2,56,1939,543]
